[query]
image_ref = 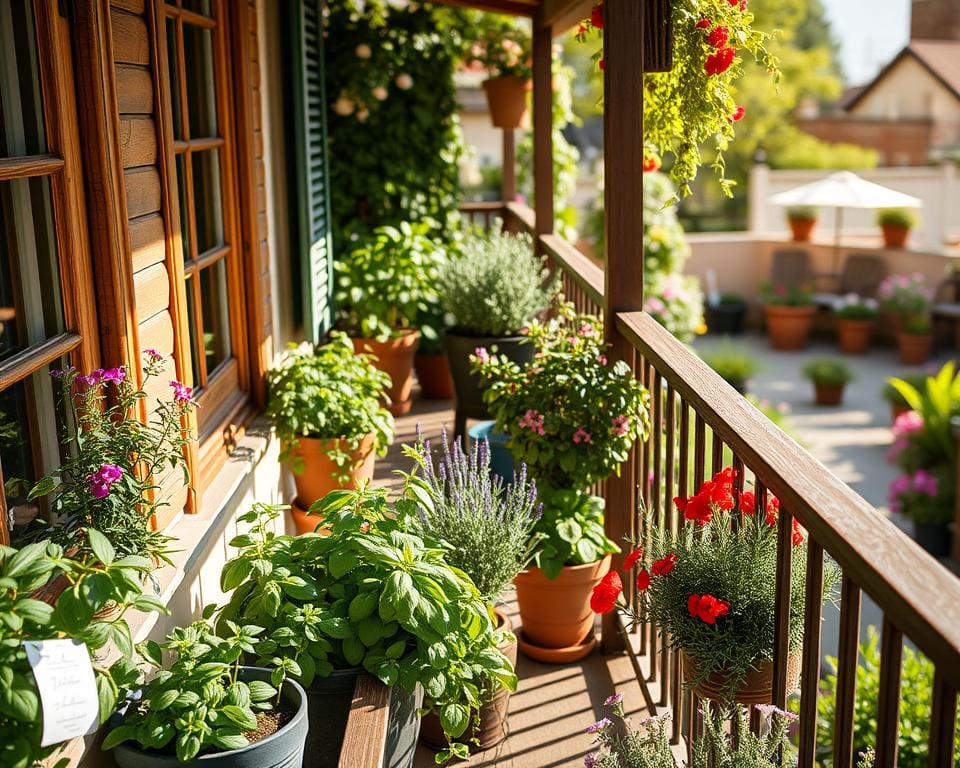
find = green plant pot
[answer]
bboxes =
[468,421,516,483]
[111,667,308,768]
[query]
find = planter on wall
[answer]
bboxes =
[353,331,420,416]
[788,217,816,242]
[764,305,816,351]
[836,318,874,355]
[881,223,910,249]
[482,76,531,129]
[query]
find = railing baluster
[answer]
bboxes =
[798,540,824,767]
[771,507,793,711]
[649,373,663,685]
[833,577,863,768]
[875,616,903,768]
[660,386,676,707]
[694,414,706,488]
[929,668,958,768]
[711,431,723,475]
[672,400,690,746]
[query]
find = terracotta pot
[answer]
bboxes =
[682,650,802,705]
[890,403,911,424]
[813,382,845,406]
[881,223,910,249]
[287,434,376,519]
[896,332,932,365]
[420,609,517,751]
[414,352,454,400]
[482,76,531,129]
[352,332,420,416]
[788,217,816,242]
[764,304,816,351]
[836,318,874,355]
[514,556,610,657]
[289,499,335,537]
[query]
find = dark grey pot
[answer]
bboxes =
[442,331,534,437]
[914,521,951,558]
[111,667,308,768]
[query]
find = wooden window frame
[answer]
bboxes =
[0,1,99,544]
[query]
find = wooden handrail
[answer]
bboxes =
[504,200,536,233]
[616,309,960,686]
[539,233,604,307]
[337,675,391,768]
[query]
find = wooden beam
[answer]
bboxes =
[501,128,516,201]
[337,676,391,768]
[532,18,553,240]
[540,0,593,32]
[600,0,644,654]
[430,0,537,17]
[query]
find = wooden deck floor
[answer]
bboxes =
[376,396,649,768]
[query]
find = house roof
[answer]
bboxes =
[845,40,960,111]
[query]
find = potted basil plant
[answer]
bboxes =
[803,357,854,406]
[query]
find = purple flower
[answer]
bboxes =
[144,348,164,362]
[77,369,104,388]
[101,367,126,385]
[583,753,601,768]
[170,380,193,403]
[87,463,123,500]
[913,469,939,497]
[603,693,623,707]
[585,718,612,734]
[50,369,64,378]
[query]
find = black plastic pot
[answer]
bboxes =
[913,521,951,558]
[111,667,308,768]
[707,301,748,336]
[304,668,422,768]
[442,331,535,437]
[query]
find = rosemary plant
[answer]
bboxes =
[403,431,540,604]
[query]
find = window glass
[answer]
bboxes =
[0,0,46,157]
[183,24,218,139]
[199,260,231,375]
[191,149,224,253]
[182,0,212,17]
[166,19,183,141]
[184,275,202,386]
[175,154,192,258]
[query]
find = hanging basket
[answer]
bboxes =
[483,76,531,129]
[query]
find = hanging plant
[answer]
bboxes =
[578,0,779,197]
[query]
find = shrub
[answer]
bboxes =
[878,274,931,323]
[786,205,818,222]
[437,228,553,337]
[703,342,759,387]
[802,358,853,386]
[878,208,918,229]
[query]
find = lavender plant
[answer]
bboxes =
[402,431,540,604]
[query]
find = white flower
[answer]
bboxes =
[372,86,388,101]
[395,73,414,90]
[333,93,356,116]
[355,43,372,59]
[356,107,370,122]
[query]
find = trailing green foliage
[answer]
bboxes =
[437,228,553,338]
[216,496,516,763]
[0,532,165,768]
[266,334,394,478]
[105,620,289,762]
[802,358,853,386]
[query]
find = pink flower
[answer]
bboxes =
[87,463,123,500]
[170,380,193,403]
[646,297,665,314]
[597,354,608,365]
[101,367,126,385]
[573,427,592,445]
[604,693,623,707]
[77,370,104,388]
[578,323,595,337]
[144,348,163,362]
[892,410,923,439]
[518,409,546,436]
[612,415,630,437]
[913,469,939,497]
[474,347,490,364]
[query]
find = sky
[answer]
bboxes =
[823,0,910,85]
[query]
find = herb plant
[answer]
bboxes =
[532,487,619,579]
[761,283,814,307]
[216,495,516,763]
[802,358,853,386]
[702,342,759,388]
[881,372,928,407]
[877,208,918,229]
[402,432,541,603]
[334,222,445,342]
[104,619,291,762]
[0,531,164,768]
[786,205,818,222]
[437,228,553,338]
[266,334,395,477]
[29,352,194,561]
[834,295,878,320]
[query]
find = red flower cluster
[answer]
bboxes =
[636,568,651,591]
[687,593,730,624]
[706,25,729,48]
[729,0,748,8]
[590,2,603,29]
[652,553,678,576]
[699,16,736,77]
[643,155,660,173]
[590,571,622,614]
[695,18,711,30]
[740,489,806,546]
[705,46,736,76]
[623,547,643,571]
[731,105,746,122]
[674,467,737,525]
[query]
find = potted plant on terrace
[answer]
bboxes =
[267,334,394,532]
[803,358,854,406]
[706,293,749,336]
[438,227,554,436]
[878,208,918,249]
[834,294,878,355]
[786,206,818,242]
[475,304,650,663]
[878,273,933,365]
[404,433,539,752]
[594,468,839,703]
[216,496,516,766]
[29,351,194,563]
[702,341,758,394]
[105,619,308,767]
[882,373,927,424]
[463,17,532,129]
[762,283,816,351]
[335,222,444,415]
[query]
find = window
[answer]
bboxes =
[0,2,95,544]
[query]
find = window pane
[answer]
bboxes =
[0,0,46,157]
[191,149,224,254]
[183,24,218,139]
[182,0,212,16]
[184,275,202,386]
[175,153,192,258]
[199,259,231,375]
[165,19,183,141]
[0,177,65,359]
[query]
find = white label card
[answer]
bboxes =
[23,639,101,747]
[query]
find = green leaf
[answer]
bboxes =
[87,529,115,566]
[220,705,258,731]
[4,541,47,578]
[102,724,137,751]
[0,673,39,722]
[211,730,249,752]
[348,591,379,623]
[152,689,180,711]
[439,703,470,739]
[329,549,359,579]
[343,637,365,667]
[15,598,53,626]
[96,673,117,724]
[247,680,277,703]
[220,557,252,593]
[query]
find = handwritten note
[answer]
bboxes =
[23,639,100,747]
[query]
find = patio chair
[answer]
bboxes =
[932,269,960,352]
[812,253,887,310]
[769,249,812,289]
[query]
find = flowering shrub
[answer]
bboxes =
[577,1,778,196]
[592,467,839,697]
[644,273,705,343]
[878,273,932,330]
[459,13,531,79]
[834,294,878,320]
[29,353,194,561]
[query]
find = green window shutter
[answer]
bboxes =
[286,0,334,344]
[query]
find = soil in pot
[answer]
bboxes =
[896,332,932,366]
[288,434,376,516]
[420,609,518,752]
[913,521,951,558]
[813,382,845,406]
[111,667,308,768]
[836,319,874,355]
[682,651,801,705]
[353,331,420,416]
[764,305,816,351]
[483,76,531,129]
[882,223,909,249]
[514,556,610,662]
[414,352,454,400]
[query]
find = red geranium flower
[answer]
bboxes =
[739,489,756,514]
[792,518,806,546]
[687,594,730,624]
[682,490,714,525]
[706,25,729,48]
[732,105,746,122]
[636,569,651,591]
[695,18,711,29]
[705,47,736,76]
[643,156,660,173]
[623,548,643,571]
[652,553,678,576]
[590,571,622,614]
[591,2,603,29]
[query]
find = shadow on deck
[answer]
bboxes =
[375,397,650,768]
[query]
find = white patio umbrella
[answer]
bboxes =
[769,171,923,271]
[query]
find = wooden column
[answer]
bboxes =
[532,17,553,241]
[501,128,516,202]
[601,0,644,653]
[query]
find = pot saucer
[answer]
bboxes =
[516,629,597,664]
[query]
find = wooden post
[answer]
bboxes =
[601,0,645,653]
[532,17,553,242]
[501,128,516,202]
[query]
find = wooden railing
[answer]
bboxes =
[465,200,960,765]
